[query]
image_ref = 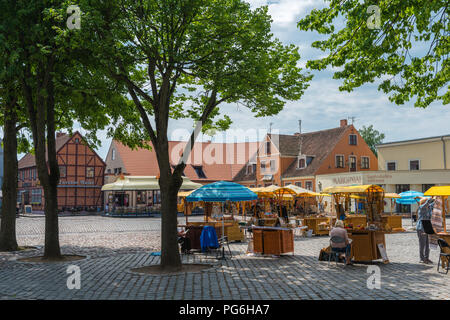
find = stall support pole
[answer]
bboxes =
[217,202,227,261]
[443,196,447,234]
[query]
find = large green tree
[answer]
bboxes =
[359,125,385,156]
[298,0,449,107]
[80,0,311,270]
[0,0,128,258]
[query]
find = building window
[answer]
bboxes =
[361,156,370,169]
[21,170,25,180]
[270,160,276,172]
[59,166,66,178]
[335,155,345,168]
[386,161,396,171]
[349,134,357,145]
[260,161,266,172]
[295,182,302,188]
[349,156,356,172]
[107,169,111,174]
[33,168,37,180]
[266,141,271,155]
[114,167,122,175]
[112,149,116,160]
[246,164,254,175]
[31,189,42,204]
[193,166,206,179]
[136,191,146,204]
[305,181,313,190]
[409,160,420,171]
[86,167,95,178]
[74,138,80,143]
[298,158,306,169]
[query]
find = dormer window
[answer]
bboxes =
[246,163,255,175]
[112,149,116,160]
[298,158,306,169]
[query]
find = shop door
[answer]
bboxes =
[349,156,357,172]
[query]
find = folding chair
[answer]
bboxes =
[328,236,346,267]
[437,238,450,274]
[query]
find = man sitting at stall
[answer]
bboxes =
[330,220,352,265]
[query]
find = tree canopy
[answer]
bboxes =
[359,124,385,156]
[298,0,449,108]
[76,0,312,269]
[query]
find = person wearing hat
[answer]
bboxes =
[416,197,435,264]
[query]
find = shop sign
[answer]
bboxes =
[332,175,362,185]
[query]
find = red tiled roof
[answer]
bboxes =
[111,140,258,182]
[18,133,72,169]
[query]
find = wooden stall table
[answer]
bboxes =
[302,216,330,236]
[179,224,223,250]
[252,226,294,255]
[348,229,388,263]
[381,215,404,233]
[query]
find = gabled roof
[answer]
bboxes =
[275,125,349,178]
[18,133,72,169]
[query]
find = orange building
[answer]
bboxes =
[234,120,378,190]
[18,132,106,212]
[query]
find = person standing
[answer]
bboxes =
[416,197,435,264]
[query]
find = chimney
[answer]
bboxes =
[56,132,65,138]
[340,119,348,127]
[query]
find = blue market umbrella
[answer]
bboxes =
[397,190,426,225]
[396,191,424,204]
[185,181,257,260]
[186,181,257,202]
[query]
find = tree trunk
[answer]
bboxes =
[159,176,182,271]
[43,182,60,258]
[157,134,183,271]
[0,103,19,251]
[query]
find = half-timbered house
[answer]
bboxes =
[18,131,106,212]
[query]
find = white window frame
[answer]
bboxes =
[112,149,116,160]
[260,160,267,173]
[270,159,276,172]
[297,157,306,169]
[335,154,345,168]
[386,161,397,171]
[349,134,357,145]
[361,156,370,169]
[348,155,357,171]
[409,159,421,171]
[305,180,313,191]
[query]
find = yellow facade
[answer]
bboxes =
[377,136,450,171]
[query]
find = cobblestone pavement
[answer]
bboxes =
[0,216,449,300]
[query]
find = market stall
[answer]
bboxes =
[101,175,201,216]
[381,193,404,232]
[184,181,258,255]
[323,184,389,263]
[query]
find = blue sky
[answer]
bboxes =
[73,0,449,159]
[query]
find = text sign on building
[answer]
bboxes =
[332,176,362,185]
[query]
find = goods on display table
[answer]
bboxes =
[323,184,389,263]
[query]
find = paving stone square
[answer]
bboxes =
[0,215,449,300]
